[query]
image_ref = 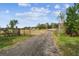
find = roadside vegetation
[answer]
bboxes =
[52,31,79,56]
[0,19,32,49]
[58,33,79,55]
[0,3,79,56]
[0,19,53,49]
[0,35,31,49]
[52,3,79,56]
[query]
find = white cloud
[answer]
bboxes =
[65,4,70,8]
[16,12,27,16]
[16,7,51,19]
[31,7,50,13]
[0,10,10,13]
[18,3,31,7]
[54,4,60,9]
[53,10,61,16]
[5,10,10,13]
[15,7,52,27]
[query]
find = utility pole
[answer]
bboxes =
[46,23,48,31]
[58,19,61,37]
[29,27,31,36]
[58,11,65,37]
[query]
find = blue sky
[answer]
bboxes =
[0,3,73,28]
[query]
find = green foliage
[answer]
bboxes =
[58,33,79,55]
[8,19,19,36]
[36,23,58,29]
[0,35,31,49]
[37,23,46,29]
[0,36,15,48]
[51,23,58,28]
[9,19,18,28]
[65,3,79,36]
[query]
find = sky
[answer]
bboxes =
[0,3,74,28]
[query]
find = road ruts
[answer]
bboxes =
[0,30,59,56]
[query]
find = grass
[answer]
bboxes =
[0,29,46,49]
[52,30,79,56]
[0,35,31,49]
[20,29,46,36]
[58,34,79,56]
[31,29,46,35]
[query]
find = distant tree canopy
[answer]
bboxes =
[65,3,79,36]
[36,23,58,29]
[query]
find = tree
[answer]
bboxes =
[9,19,18,35]
[9,19,18,28]
[50,23,58,28]
[37,23,46,29]
[65,4,79,36]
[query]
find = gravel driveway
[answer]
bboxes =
[0,30,59,56]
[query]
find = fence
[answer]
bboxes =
[0,28,46,36]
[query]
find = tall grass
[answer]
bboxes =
[0,35,31,49]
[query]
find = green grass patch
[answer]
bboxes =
[0,35,32,49]
[52,30,79,56]
[58,33,79,56]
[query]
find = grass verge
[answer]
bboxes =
[0,35,32,49]
[52,30,79,56]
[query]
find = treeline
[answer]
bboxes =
[24,23,58,29]
[36,23,58,29]
[0,19,58,36]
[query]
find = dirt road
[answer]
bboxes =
[0,30,59,56]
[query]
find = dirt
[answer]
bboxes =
[0,30,59,56]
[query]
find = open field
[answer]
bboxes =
[0,29,46,36]
[52,29,79,56]
[20,29,47,35]
[0,29,46,49]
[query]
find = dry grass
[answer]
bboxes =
[20,29,47,36]
[0,29,46,49]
